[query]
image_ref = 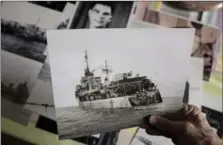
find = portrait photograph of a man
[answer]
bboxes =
[70,1,134,29]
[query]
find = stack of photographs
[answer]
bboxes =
[1,1,77,124]
[1,1,136,144]
[1,1,135,123]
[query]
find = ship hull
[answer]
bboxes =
[78,90,162,109]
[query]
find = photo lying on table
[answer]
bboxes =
[132,6,221,81]
[25,58,56,120]
[46,28,195,139]
[1,1,77,124]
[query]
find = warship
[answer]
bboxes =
[75,50,163,108]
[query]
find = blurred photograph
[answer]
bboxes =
[25,58,56,120]
[1,1,77,124]
[133,8,220,81]
[1,19,47,63]
[70,1,133,29]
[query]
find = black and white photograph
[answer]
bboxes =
[133,7,221,81]
[25,58,56,120]
[1,19,47,63]
[74,51,163,109]
[46,28,195,139]
[23,14,72,120]
[1,51,43,105]
[37,59,52,82]
[24,79,56,120]
[1,1,77,124]
[70,1,134,29]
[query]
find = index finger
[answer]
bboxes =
[162,104,199,121]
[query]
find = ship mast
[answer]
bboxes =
[105,60,109,82]
[84,50,91,77]
[102,60,112,82]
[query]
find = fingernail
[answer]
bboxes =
[149,116,158,125]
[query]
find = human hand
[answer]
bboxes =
[141,104,222,145]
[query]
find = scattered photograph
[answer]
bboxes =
[1,1,76,124]
[133,8,221,81]
[46,28,194,139]
[1,50,40,125]
[25,79,55,120]
[24,59,55,120]
[25,22,70,118]
[70,1,134,29]
[24,49,54,121]
[1,19,47,63]
[1,50,43,105]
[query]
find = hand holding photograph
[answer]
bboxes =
[130,57,205,145]
[46,28,195,139]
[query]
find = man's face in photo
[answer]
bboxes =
[88,3,112,28]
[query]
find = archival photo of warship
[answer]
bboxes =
[75,50,163,109]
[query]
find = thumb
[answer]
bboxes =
[149,115,182,134]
